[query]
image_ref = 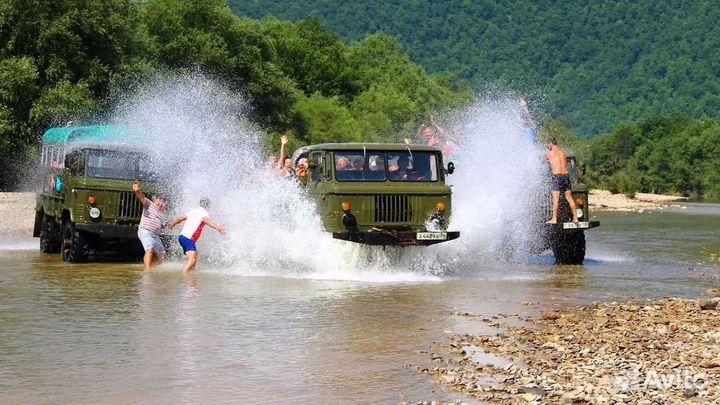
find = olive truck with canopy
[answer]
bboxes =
[33,125,161,262]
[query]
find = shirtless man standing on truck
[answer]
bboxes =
[544,138,579,225]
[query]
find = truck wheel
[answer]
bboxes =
[552,231,586,265]
[61,221,90,263]
[40,215,61,253]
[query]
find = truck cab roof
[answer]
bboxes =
[299,143,441,152]
[290,143,443,165]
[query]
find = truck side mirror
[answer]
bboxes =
[581,162,587,176]
[447,161,455,175]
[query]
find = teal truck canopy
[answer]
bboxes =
[42,125,145,146]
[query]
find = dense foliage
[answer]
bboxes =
[0,0,468,189]
[229,0,720,138]
[581,115,720,199]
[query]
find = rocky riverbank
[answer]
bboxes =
[589,189,688,212]
[414,297,720,405]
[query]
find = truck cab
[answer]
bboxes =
[33,125,161,262]
[290,143,459,246]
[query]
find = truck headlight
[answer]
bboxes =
[89,207,101,219]
[342,212,358,232]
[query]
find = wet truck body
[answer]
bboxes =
[291,143,459,246]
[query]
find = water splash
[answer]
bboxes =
[110,73,262,200]
[107,74,545,281]
[442,95,547,265]
[106,74,438,281]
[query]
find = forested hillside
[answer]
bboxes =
[229,0,720,137]
[0,0,467,189]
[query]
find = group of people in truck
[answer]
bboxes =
[263,115,457,180]
[261,98,575,224]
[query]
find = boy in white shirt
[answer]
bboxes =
[169,198,226,273]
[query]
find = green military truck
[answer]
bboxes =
[290,143,459,246]
[536,156,600,264]
[32,125,160,262]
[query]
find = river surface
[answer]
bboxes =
[1,205,718,405]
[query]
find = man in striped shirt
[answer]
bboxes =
[133,180,168,269]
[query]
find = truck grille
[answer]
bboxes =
[374,195,414,223]
[539,194,552,218]
[118,191,143,218]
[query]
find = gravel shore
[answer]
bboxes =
[589,189,688,212]
[416,297,720,405]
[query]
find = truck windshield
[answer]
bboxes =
[335,151,386,181]
[87,150,154,180]
[387,152,438,182]
[334,151,439,182]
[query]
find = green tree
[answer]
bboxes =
[29,80,99,129]
[292,94,362,144]
[258,18,359,99]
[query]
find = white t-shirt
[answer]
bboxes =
[180,207,209,241]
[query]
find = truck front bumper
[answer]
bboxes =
[75,223,139,240]
[545,220,600,233]
[333,229,460,246]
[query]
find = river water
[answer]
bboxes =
[1,204,718,405]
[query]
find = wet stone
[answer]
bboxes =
[699,299,719,310]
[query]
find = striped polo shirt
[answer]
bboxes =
[139,201,167,234]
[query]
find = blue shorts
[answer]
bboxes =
[178,235,197,254]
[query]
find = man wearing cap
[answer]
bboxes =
[133,180,168,269]
[169,198,226,274]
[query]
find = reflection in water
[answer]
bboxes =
[177,272,200,404]
[543,265,587,290]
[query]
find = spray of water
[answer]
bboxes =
[443,96,547,263]
[107,74,546,281]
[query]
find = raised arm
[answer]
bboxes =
[430,115,452,144]
[518,97,535,126]
[132,180,150,207]
[417,124,427,140]
[202,216,226,235]
[169,214,187,229]
[278,134,289,169]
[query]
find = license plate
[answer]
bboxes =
[417,232,447,240]
[563,222,590,229]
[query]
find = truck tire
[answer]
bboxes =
[61,221,90,263]
[40,215,61,253]
[552,231,586,265]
